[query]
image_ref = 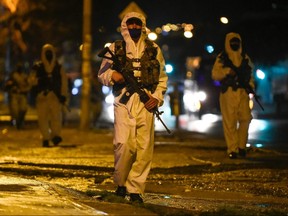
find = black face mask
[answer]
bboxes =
[229,37,241,51]
[128,29,142,39]
[230,43,240,51]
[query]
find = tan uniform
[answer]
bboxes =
[5,67,30,129]
[29,44,68,146]
[212,32,254,155]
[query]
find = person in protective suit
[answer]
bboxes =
[212,32,255,159]
[4,62,30,129]
[98,12,168,203]
[29,44,68,147]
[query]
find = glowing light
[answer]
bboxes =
[255,143,263,148]
[71,87,79,95]
[220,17,229,24]
[105,93,114,104]
[162,24,171,32]
[148,32,157,41]
[256,69,265,80]
[197,91,207,102]
[206,45,214,53]
[165,64,173,73]
[74,79,83,87]
[102,86,111,94]
[184,31,193,38]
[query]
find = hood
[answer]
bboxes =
[41,44,57,74]
[120,12,147,43]
[224,32,242,67]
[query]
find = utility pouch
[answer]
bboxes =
[119,86,135,104]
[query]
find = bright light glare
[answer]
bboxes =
[255,143,263,148]
[206,45,214,53]
[201,114,220,123]
[102,86,111,94]
[165,64,173,73]
[74,79,83,87]
[256,69,265,80]
[220,17,229,24]
[72,87,79,95]
[183,91,201,112]
[249,119,268,133]
[148,32,158,41]
[184,31,193,38]
[105,93,114,104]
[197,91,207,101]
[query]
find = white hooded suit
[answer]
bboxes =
[212,32,254,155]
[98,12,168,194]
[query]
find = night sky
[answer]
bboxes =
[90,0,288,66]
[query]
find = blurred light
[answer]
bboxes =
[105,93,114,104]
[197,91,207,102]
[183,91,201,112]
[184,31,193,38]
[74,79,83,87]
[165,64,173,73]
[201,114,220,123]
[162,24,171,32]
[107,104,114,120]
[184,24,194,31]
[246,143,251,147]
[255,143,263,148]
[256,69,265,80]
[71,87,79,95]
[148,32,158,41]
[220,17,229,24]
[206,45,214,53]
[102,86,111,95]
[249,119,268,133]
[155,27,162,34]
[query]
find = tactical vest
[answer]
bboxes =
[219,51,251,93]
[32,62,62,98]
[113,39,160,93]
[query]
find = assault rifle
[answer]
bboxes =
[98,46,171,134]
[223,57,264,111]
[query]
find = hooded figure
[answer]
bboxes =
[29,44,68,147]
[4,62,30,129]
[98,12,168,203]
[212,32,254,159]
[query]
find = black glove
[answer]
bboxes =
[59,95,66,104]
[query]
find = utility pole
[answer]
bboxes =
[80,0,92,130]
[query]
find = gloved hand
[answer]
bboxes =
[59,95,66,104]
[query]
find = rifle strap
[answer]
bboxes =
[119,86,135,104]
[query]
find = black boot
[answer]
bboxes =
[52,136,62,146]
[130,193,143,203]
[42,140,49,147]
[115,186,126,198]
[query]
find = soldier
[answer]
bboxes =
[98,12,168,203]
[4,62,30,129]
[212,32,255,159]
[29,44,68,147]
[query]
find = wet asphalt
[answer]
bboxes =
[0,110,288,215]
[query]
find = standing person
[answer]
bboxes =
[29,44,68,147]
[4,62,30,129]
[98,12,168,203]
[212,32,255,159]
